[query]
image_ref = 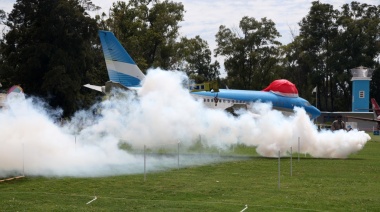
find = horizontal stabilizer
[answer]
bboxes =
[346,115,377,122]
[83,84,104,93]
[84,82,133,94]
[104,81,130,93]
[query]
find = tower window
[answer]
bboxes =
[359,91,365,98]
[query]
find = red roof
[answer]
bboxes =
[262,79,299,97]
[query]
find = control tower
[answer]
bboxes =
[351,66,373,112]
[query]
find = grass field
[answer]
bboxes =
[1,133,380,211]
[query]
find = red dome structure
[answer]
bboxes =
[262,79,299,97]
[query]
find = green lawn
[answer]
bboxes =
[1,135,379,211]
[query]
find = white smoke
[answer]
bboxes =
[0,69,370,177]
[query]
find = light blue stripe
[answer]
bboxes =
[108,70,141,87]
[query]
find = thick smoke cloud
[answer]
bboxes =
[0,69,370,177]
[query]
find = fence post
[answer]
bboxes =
[278,151,281,189]
[144,145,146,181]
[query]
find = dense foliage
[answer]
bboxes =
[215,16,282,90]
[0,0,103,116]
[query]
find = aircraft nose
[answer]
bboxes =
[310,106,321,120]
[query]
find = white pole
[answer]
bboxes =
[200,135,202,155]
[22,143,25,176]
[316,86,318,108]
[144,145,146,181]
[177,141,180,170]
[290,147,292,177]
[278,150,281,189]
[298,137,300,162]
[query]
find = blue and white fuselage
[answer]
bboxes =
[191,89,320,119]
[84,30,321,120]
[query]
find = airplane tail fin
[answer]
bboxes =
[98,30,145,88]
[371,98,380,119]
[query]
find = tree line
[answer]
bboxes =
[0,0,379,116]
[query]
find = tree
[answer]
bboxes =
[215,16,282,90]
[98,0,223,85]
[0,9,6,69]
[104,0,184,72]
[0,9,5,23]
[280,36,312,98]
[297,1,339,111]
[0,0,99,116]
[295,1,380,111]
[172,36,220,83]
[371,68,380,102]
[337,2,380,110]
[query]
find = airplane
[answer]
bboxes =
[346,98,380,131]
[84,30,321,120]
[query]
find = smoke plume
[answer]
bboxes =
[0,69,370,177]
